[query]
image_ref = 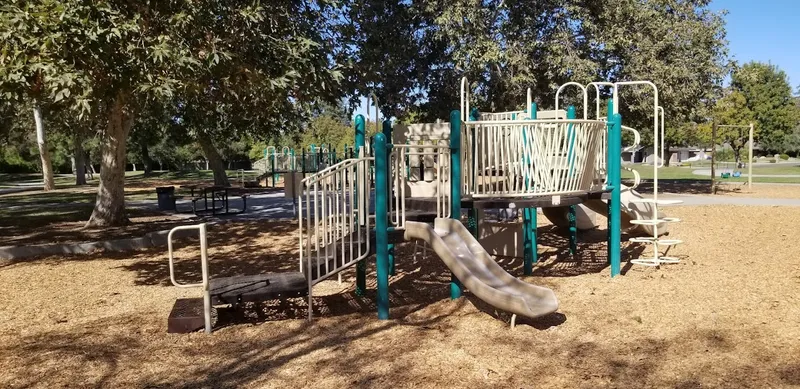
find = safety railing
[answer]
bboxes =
[167,223,213,333]
[299,156,372,289]
[595,125,642,189]
[479,111,528,121]
[236,169,245,187]
[390,143,451,228]
[462,119,604,198]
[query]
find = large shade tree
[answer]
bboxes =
[1,1,345,226]
[730,61,799,152]
[345,0,728,146]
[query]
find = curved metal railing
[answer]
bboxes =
[462,119,605,198]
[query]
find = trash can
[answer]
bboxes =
[156,186,175,211]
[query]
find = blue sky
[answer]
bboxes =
[354,2,799,119]
[712,0,799,89]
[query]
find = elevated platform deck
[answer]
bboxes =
[404,193,590,212]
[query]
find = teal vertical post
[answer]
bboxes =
[449,110,463,299]
[354,115,367,296]
[301,149,306,179]
[523,103,538,275]
[567,106,578,256]
[382,119,396,276]
[374,133,390,319]
[608,106,622,277]
[467,109,479,238]
[270,151,276,188]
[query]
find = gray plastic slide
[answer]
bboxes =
[404,218,559,319]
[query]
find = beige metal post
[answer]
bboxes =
[748,123,754,190]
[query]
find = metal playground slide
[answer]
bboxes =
[404,218,559,324]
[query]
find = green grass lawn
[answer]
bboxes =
[0,169,262,187]
[0,173,75,187]
[621,164,800,183]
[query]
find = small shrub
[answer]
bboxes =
[769,158,777,163]
[780,153,790,160]
[714,148,734,162]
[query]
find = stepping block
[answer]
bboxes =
[168,298,216,334]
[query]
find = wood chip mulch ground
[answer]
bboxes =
[1,201,799,388]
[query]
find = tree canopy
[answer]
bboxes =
[729,61,798,151]
[1,0,786,226]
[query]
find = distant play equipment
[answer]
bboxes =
[166,77,685,333]
[258,144,350,188]
[720,162,732,178]
[712,123,755,190]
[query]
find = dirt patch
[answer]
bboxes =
[1,207,799,388]
[0,211,193,247]
[713,183,800,199]
[0,180,283,247]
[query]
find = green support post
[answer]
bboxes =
[301,149,306,179]
[270,151,276,188]
[523,103,538,275]
[567,106,578,256]
[374,133,390,320]
[382,119,396,277]
[467,109,479,238]
[607,101,622,277]
[449,110,463,299]
[354,115,367,296]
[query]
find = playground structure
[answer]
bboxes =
[166,79,684,333]
[255,95,386,188]
[712,123,755,190]
[255,144,355,187]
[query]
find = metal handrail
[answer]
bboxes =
[555,82,589,119]
[167,223,212,333]
[391,144,451,226]
[621,126,641,153]
[302,157,372,185]
[466,118,611,126]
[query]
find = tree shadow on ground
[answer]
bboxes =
[3,309,797,388]
[529,226,646,277]
[3,218,633,331]
[633,179,712,195]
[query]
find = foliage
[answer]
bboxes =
[346,0,729,146]
[730,62,799,152]
[783,126,800,157]
[0,0,350,225]
[714,148,734,162]
[300,114,353,153]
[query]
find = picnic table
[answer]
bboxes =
[178,184,250,215]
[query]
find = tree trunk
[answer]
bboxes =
[33,101,56,191]
[141,142,153,175]
[87,91,134,227]
[197,131,230,186]
[85,149,95,180]
[733,145,743,168]
[74,131,87,185]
